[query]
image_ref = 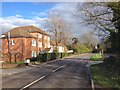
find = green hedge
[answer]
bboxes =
[30,52,71,63]
[30,53,71,62]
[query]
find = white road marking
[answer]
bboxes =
[20,65,66,90]
[53,65,65,72]
[20,75,46,90]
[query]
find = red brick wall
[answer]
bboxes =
[2,34,50,62]
[2,38,23,62]
[24,38,38,59]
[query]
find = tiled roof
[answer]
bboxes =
[3,26,50,38]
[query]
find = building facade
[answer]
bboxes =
[2,26,50,62]
[48,41,67,53]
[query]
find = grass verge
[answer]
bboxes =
[90,54,103,61]
[90,63,120,89]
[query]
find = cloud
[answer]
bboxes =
[48,3,93,37]
[0,15,46,34]
[1,3,95,37]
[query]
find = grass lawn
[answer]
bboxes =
[90,63,120,89]
[90,54,103,61]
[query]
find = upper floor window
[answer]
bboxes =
[32,40,36,46]
[38,34,42,38]
[12,40,15,45]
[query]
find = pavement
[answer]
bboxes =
[1,66,33,76]
[1,53,103,89]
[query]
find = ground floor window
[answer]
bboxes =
[31,51,36,57]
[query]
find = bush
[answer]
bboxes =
[50,53,57,60]
[90,54,103,61]
[30,57,37,62]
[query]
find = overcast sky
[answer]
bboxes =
[1,2,95,37]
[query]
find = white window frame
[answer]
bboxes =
[32,51,37,57]
[12,40,15,45]
[32,40,36,46]
[39,42,42,48]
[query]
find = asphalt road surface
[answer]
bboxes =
[2,53,93,90]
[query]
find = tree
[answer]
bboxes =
[44,12,71,55]
[76,2,120,53]
[72,37,78,46]
[79,31,98,49]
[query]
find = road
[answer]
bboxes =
[2,53,93,89]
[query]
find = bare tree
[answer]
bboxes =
[79,31,98,48]
[76,2,115,37]
[44,12,71,53]
[76,2,120,53]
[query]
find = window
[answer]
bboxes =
[32,51,36,57]
[12,40,15,45]
[32,40,36,46]
[39,42,42,47]
[38,34,42,38]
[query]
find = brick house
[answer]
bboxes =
[2,26,50,63]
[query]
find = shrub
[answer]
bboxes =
[30,57,37,62]
[90,54,103,61]
[50,53,57,60]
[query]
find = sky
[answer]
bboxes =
[1,2,95,37]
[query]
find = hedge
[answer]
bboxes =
[30,52,72,62]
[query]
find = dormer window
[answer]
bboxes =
[32,40,36,46]
[12,40,15,45]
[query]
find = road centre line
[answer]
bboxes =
[52,65,66,72]
[20,65,66,90]
[20,75,45,90]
